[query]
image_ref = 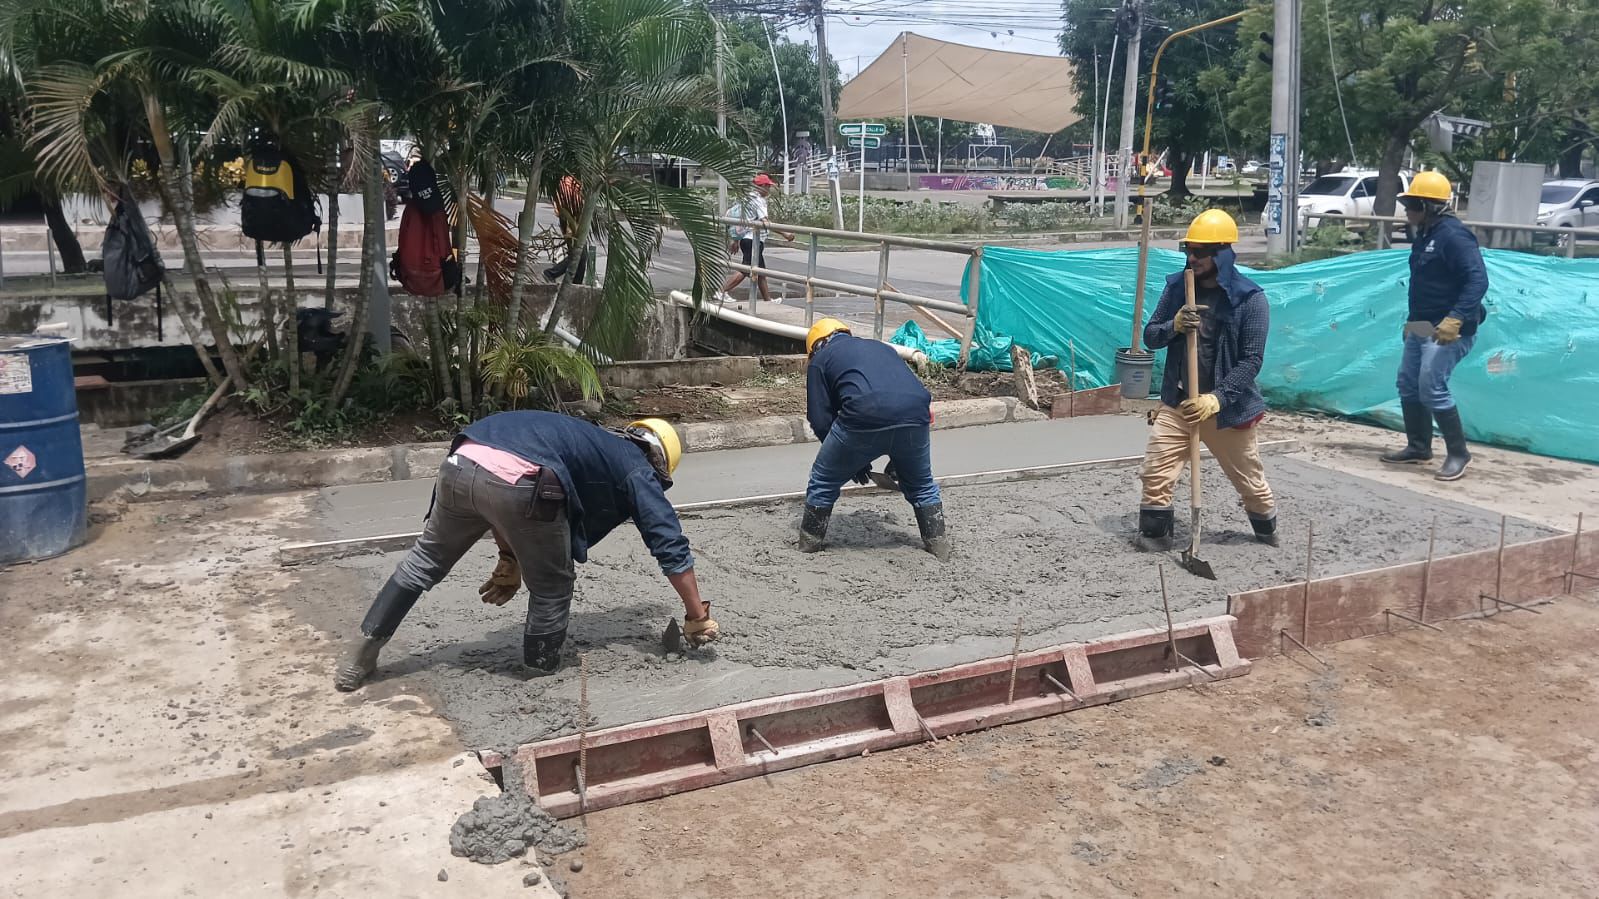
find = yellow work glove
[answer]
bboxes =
[1173,305,1209,334]
[1178,393,1221,425]
[478,552,520,606]
[1434,316,1463,344]
[683,604,720,647]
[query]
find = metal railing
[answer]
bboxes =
[714,216,985,367]
[1318,212,1599,258]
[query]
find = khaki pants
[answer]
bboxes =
[1139,405,1275,518]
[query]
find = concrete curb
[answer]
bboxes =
[87,397,1052,503]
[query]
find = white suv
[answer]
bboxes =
[1297,170,1412,229]
[1538,180,1599,229]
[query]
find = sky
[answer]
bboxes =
[780,1,1067,83]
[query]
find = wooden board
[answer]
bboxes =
[1228,530,1598,658]
[1049,385,1123,419]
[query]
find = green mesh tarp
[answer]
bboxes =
[959,246,1599,464]
[889,320,1050,371]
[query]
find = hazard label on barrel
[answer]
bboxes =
[4,445,35,478]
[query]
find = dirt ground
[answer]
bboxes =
[571,593,1599,898]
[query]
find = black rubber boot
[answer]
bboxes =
[1250,514,1280,547]
[913,503,953,562]
[1380,401,1435,464]
[334,636,389,692]
[798,505,832,553]
[523,628,568,675]
[1433,406,1471,481]
[1138,508,1175,544]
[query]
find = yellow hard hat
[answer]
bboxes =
[806,318,850,355]
[1399,171,1452,202]
[1183,208,1238,245]
[628,418,682,475]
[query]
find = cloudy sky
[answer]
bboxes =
[781,2,1067,83]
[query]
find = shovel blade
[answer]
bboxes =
[868,471,900,491]
[1179,551,1217,581]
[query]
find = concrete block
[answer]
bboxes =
[679,416,798,452]
[224,447,393,493]
[404,444,449,479]
[930,398,1008,431]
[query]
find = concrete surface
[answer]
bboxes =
[309,416,1153,542]
[300,454,1549,753]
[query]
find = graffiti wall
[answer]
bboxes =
[917,175,1084,191]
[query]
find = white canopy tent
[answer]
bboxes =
[838,33,1082,135]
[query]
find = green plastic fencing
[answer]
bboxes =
[948,245,1599,465]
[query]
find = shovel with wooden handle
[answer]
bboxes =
[1179,268,1217,580]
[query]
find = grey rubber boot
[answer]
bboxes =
[523,629,567,675]
[333,635,389,692]
[913,503,953,562]
[1380,401,1435,464]
[1433,406,1471,481]
[798,505,832,553]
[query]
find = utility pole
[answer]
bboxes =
[1113,0,1142,230]
[1266,0,1301,255]
[814,0,836,158]
[715,16,728,215]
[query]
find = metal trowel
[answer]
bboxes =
[662,618,684,653]
[867,462,900,492]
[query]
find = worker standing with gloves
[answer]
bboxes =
[334,413,718,692]
[1380,171,1487,481]
[1137,209,1278,546]
[799,319,951,561]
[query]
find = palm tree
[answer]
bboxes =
[541,0,754,357]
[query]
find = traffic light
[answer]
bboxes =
[1257,31,1273,67]
[1152,74,1172,110]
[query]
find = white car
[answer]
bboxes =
[1241,160,1262,175]
[1297,170,1412,228]
[1537,180,1599,229]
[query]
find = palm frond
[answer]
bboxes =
[26,61,110,194]
[481,330,603,405]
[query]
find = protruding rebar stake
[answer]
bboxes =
[1006,614,1024,705]
[1419,517,1437,622]
[1301,523,1316,643]
[1385,608,1445,633]
[1159,564,1180,673]
[748,725,779,757]
[1279,628,1330,669]
[1042,671,1080,702]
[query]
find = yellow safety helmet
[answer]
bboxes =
[1399,170,1452,203]
[806,318,850,355]
[627,418,682,475]
[1183,208,1239,246]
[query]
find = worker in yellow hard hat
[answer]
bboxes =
[1380,171,1487,481]
[335,411,717,692]
[1136,208,1279,547]
[799,318,951,561]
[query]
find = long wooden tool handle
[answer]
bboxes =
[1184,269,1202,511]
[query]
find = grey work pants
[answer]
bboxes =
[381,454,576,638]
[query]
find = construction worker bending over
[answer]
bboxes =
[334,412,718,692]
[1137,209,1278,547]
[799,319,951,561]
[1379,171,1487,481]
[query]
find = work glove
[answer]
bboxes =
[1434,316,1463,345]
[1178,393,1221,425]
[684,604,720,647]
[851,467,872,486]
[1173,305,1208,334]
[478,552,520,606]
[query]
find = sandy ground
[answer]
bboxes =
[570,592,1599,899]
[306,456,1548,752]
[0,496,564,898]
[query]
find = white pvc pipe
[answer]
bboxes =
[668,290,928,366]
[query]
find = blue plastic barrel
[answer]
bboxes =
[0,336,87,564]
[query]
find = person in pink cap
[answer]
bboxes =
[721,173,794,303]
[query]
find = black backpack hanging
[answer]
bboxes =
[102,188,166,338]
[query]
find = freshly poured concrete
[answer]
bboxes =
[298,455,1549,753]
[312,416,1153,541]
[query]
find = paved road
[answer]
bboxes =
[312,415,1151,541]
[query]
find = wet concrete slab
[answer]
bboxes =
[294,453,1551,754]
